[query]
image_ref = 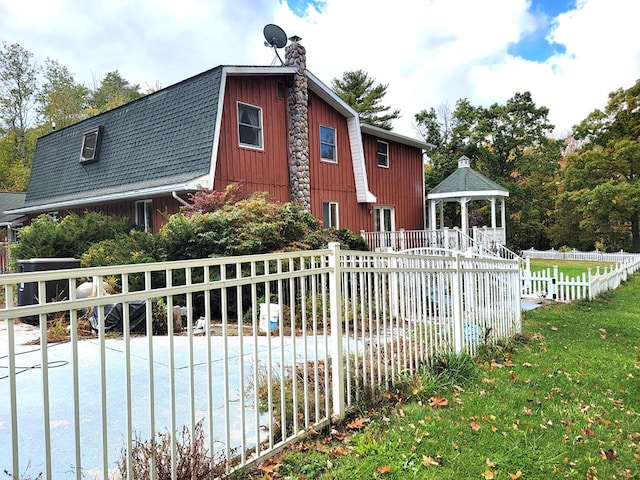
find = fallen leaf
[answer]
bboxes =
[470,420,481,431]
[375,465,392,474]
[347,417,369,430]
[482,470,495,479]
[599,448,617,460]
[259,460,279,473]
[522,362,532,368]
[422,454,443,466]
[486,458,496,467]
[428,394,448,408]
[509,470,523,479]
[551,326,558,331]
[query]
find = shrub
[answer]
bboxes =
[118,420,223,479]
[81,230,161,267]
[10,211,130,265]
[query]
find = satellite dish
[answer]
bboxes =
[263,24,288,49]
[263,24,287,65]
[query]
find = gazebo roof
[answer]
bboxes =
[427,155,509,201]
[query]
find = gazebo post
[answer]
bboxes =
[426,155,509,250]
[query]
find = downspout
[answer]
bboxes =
[172,191,191,208]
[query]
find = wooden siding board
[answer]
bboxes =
[215,76,290,202]
[363,134,425,230]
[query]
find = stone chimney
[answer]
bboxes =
[285,36,311,212]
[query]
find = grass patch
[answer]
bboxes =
[252,276,640,479]
[528,258,617,278]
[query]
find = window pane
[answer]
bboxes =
[320,126,336,162]
[321,143,335,161]
[238,103,262,148]
[377,141,388,167]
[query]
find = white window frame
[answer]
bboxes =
[135,199,154,232]
[237,102,263,149]
[374,206,395,233]
[320,125,337,163]
[322,201,339,229]
[377,140,389,168]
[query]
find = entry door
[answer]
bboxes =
[374,207,395,248]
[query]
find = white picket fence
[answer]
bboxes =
[521,247,640,264]
[0,244,521,480]
[521,256,640,302]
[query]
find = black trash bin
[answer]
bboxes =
[18,258,82,325]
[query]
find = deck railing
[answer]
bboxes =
[1,244,521,479]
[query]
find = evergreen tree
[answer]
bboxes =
[331,70,400,130]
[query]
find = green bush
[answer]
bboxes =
[81,230,161,267]
[10,211,131,265]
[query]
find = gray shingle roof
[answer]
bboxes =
[23,67,223,209]
[0,192,26,225]
[428,156,508,199]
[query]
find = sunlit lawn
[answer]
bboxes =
[528,258,619,278]
[255,275,640,480]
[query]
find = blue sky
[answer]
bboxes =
[507,0,571,60]
[0,0,638,138]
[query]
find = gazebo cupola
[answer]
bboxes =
[427,155,509,244]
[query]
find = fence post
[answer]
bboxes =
[328,242,345,419]
[452,254,464,354]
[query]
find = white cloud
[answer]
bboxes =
[0,0,638,138]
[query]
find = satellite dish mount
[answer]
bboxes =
[263,24,287,65]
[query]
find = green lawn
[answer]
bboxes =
[255,275,640,480]
[528,258,618,278]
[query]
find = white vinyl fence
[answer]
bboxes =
[521,256,640,302]
[1,244,520,479]
[521,247,640,264]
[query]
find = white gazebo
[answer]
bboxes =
[427,155,509,245]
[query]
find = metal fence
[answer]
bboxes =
[1,244,521,479]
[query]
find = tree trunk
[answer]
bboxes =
[632,211,640,253]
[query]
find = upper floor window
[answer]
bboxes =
[377,140,389,168]
[238,102,263,149]
[79,126,103,164]
[322,201,339,229]
[320,126,336,163]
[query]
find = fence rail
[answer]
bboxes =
[1,245,521,479]
[521,256,640,302]
[521,247,640,264]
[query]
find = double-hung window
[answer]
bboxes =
[320,126,336,163]
[322,201,339,229]
[238,102,263,149]
[377,140,389,167]
[136,199,154,232]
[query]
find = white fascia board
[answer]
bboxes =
[307,71,377,203]
[223,66,297,76]
[427,189,510,201]
[360,124,432,150]
[7,177,208,215]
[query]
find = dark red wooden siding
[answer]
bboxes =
[363,135,425,230]
[307,91,372,232]
[214,76,291,202]
[27,195,184,233]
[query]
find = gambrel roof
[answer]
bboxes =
[9,63,430,217]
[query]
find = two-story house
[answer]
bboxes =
[7,38,428,236]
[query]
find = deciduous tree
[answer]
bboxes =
[558,80,640,251]
[0,42,38,166]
